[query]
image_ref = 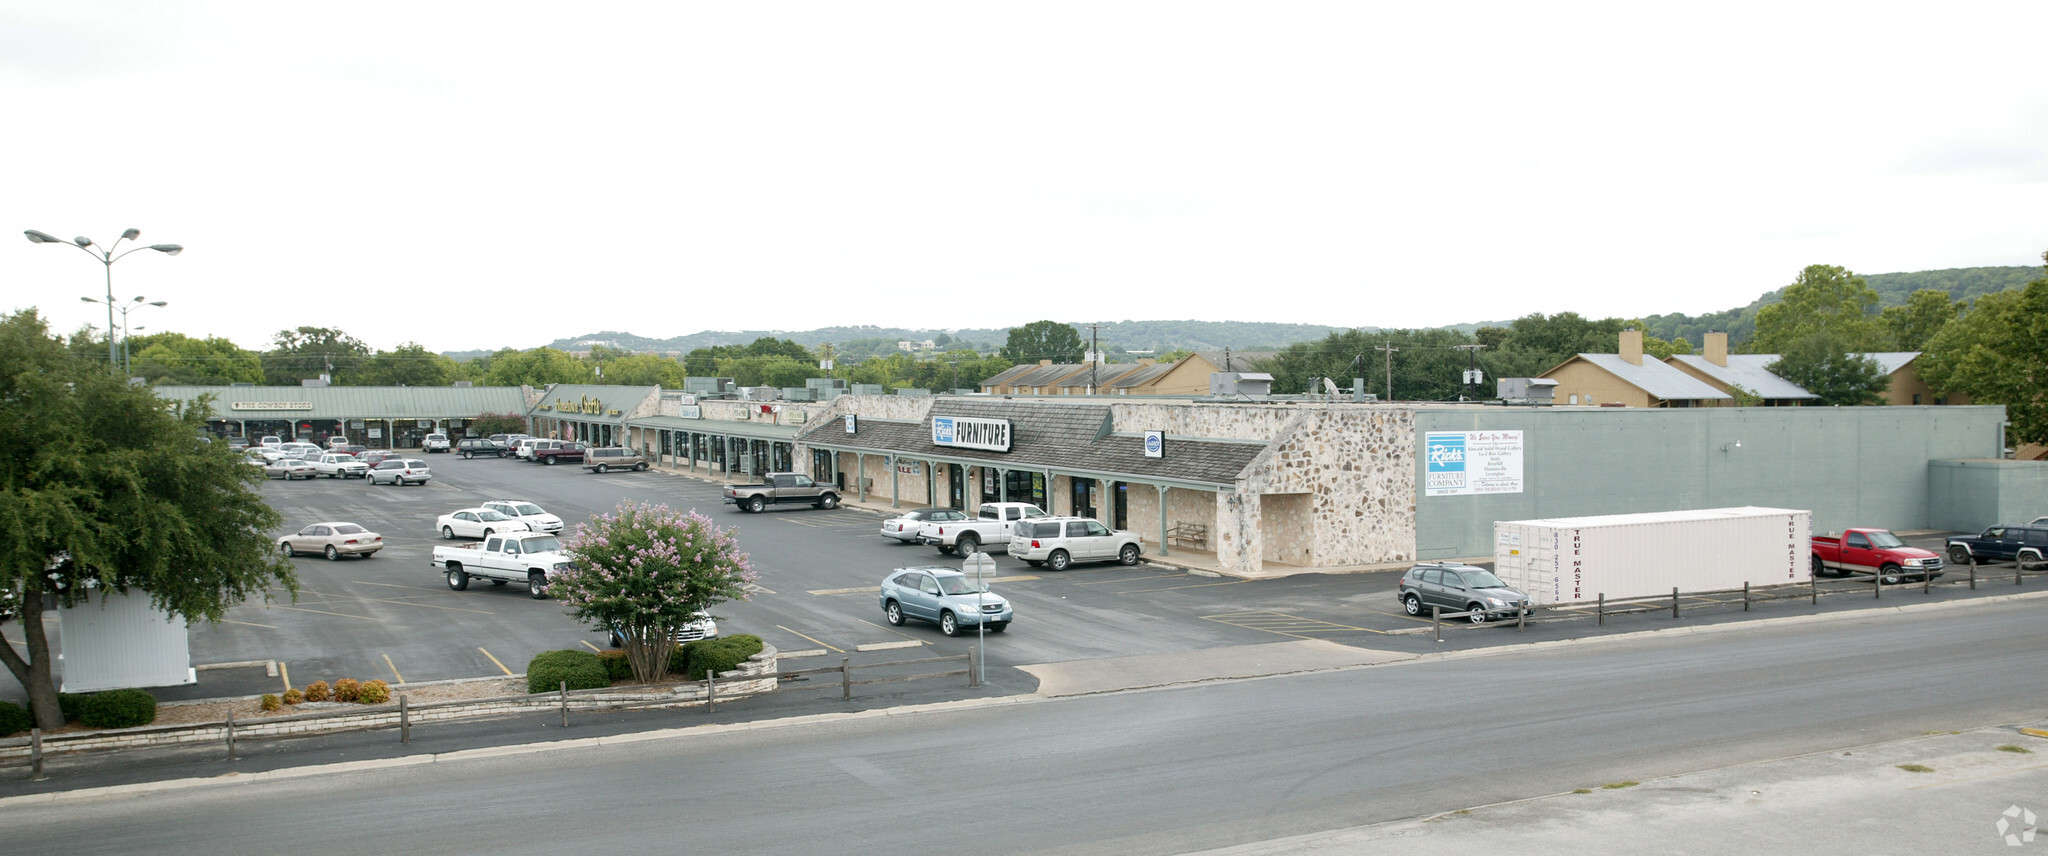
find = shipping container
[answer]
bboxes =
[1493,507,1812,605]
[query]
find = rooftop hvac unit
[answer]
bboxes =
[1209,371,1273,397]
[780,388,816,401]
[452,380,473,388]
[850,383,886,395]
[737,386,780,401]
[1497,378,1558,405]
[895,387,931,396]
[806,377,849,390]
[684,377,735,396]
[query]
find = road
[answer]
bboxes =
[10,595,2046,855]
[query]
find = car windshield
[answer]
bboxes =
[512,503,544,516]
[937,576,988,595]
[1021,507,1046,518]
[332,524,366,534]
[1866,531,1905,548]
[521,536,562,553]
[1460,570,1510,589]
[476,510,510,521]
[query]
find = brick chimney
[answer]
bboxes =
[1704,331,1729,367]
[1619,329,1644,365]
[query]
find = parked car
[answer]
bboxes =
[436,508,532,540]
[1811,528,1943,582]
[342,444,370,457]
[1007,516,1143,570]
[258,436,283,448]
[512,438,543,460]
[263,458,318,480]
[278,442,323,459]
[368,458,433,486]
[458,438,509,459]
[277,522,383,560]
[227,437,250,450]
[878,567,1011,636]
[533,441,587,466]
[607,612,719,648]
[1946,524,2048,568]
[1395,562,1533,624]
[431,532,567,598]
[422,433,451,453]
[311,452,370,479]
[480,500,565,533]
[358,449,405,468]
[882,508,967,544]
[583,446,649,473]
[326,436,352,450]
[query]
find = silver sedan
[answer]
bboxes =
[277,522,383,560]
[881,508,967,544]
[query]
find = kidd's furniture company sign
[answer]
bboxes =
[931,416,1012,452]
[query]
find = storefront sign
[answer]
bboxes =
[895,460,921,476]
[932,416,1011,453]
[1425,431,1525,497]
[675,406,702,419]
[417,419,434,429]
[349,419,365,429]
[844,415,857,434]
[1143,430,1164,459]
[368,428,383,438]
[231,401,312,411]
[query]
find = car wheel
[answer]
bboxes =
[2020,550,2045,571]
[544,456,556,465]
[1949,544,1972,565]
[956,533,980,554]
[819,493,839,510]
[280,542,296,558]
[442,525,455,540]
[1880,564,1903,585]
[1466,603,1490,624]
[747,496,766,513]
[1810,554,1826,576]
[939,611,960,637]
[1047,549,1071,571]
[464,451,474,460]
[884,601,905,626]
[1403,594,1423,616]
[595,464,608,474]
[635,462,648,472]
[938,543,957,556]
[1118,543,1141,566]
[325,545,340,561]
[446,568,468,591]
[528,570,548,599]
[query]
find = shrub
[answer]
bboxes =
[596,650,633,681]
[333,678,361,703]
[302,681,330,702]
[678,634,764,680]
[78,689,158,729]
[357,680,390,704]
[0,701,30,737]
[526,650,609,694]
[58,692,88,723]
[282,689,304,705]
[259,694,282,712]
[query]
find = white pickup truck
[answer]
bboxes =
[919,502,1047,555]
[431,532,571,599]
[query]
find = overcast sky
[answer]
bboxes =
[6,2,2044,354]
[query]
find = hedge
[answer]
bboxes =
[596,650,633,681]
[526,649,610,694]
[673,634,764,680]
[0,701,29,737]
[78,689,158,729]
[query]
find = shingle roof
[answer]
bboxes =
[1107,363,1175,389]
[798,399,1263,487]
[979,364,1038,388]
[1570,355,1733,401]
[1009,363,1091,387]
[1195,351,1276,372]
[1668,354,1817,399]
[155,385,528,419]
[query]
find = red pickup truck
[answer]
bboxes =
[1811,528,1945,584]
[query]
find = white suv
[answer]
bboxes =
[1007,516,1144,571]
[422,433,451,453]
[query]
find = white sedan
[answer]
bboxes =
[436,508,533,540]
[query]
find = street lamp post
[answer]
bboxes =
[25,228,183,368]
[80,296,168,375]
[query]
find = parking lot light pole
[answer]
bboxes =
[82,295,168,375]
[25,228,183,369]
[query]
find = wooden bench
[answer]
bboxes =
[1167,522,1208,550]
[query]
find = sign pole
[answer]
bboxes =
[964,550,997,686]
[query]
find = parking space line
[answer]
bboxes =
[279,662,292,693]
[1115,579,1252,594]
[1074,572,1189,585]
[352,596,496,615]
[855,618,929,644]
[267,605,378,621]
[219,618,279,629]
[477,647,513,676]
[1202,610,1391,636]
[743,582,776,595]
[775,625,844,653]
[808,587,873,596]
[383,654,405,684]
[579,640,603,653]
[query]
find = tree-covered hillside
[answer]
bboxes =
[1638,266,2036,347]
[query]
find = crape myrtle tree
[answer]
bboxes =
[0,310,297,731]
[553,503,755,682]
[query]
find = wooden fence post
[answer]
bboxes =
[1810,575,1817,605]
[29,727,44,781]
[225,709,236,761]
[705,671,717,714]
[1970,556,1977,590]
[842,657,852,701]
[559,681,568,729]
[1874,568,1883,599]
[1671,587,1680,618]
[1517,605,1527,633]
[1431,606,1442,643]
[1743,581,1751,612]
[1597,593,1605,626]
[400,695,410,744]
[969,647,981,687]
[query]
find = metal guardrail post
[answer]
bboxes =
[1671,587,1680,619]
[842,657,852,701]
[400,695,411,743]
[559,681,569,728]
[1597,593,1605,626]
[225,710,237,761]
[30,728,44,781]
[1431,606,1442,643]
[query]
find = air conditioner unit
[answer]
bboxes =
[738,386,780,401]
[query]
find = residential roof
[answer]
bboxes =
[1667,355,1817,400]
[1107,363,1176,390]
[1008,363,1091,388]
[797,399,1265,487]
[155,385,528,420]
[979,364,1038,388]
[1193,351,1276,372]
[1565,355,1733,402]
[1856,352,1922,375]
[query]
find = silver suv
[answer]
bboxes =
[1007,516,1143,571]
[583,447,650,473]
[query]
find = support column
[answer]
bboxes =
[1156,484,1171,557]
[889,455,901,509]
[855,454,868,501]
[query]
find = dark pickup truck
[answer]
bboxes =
[532,441,588,466]
[724,472,841,513]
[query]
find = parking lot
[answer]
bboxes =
[6,452,2036,708]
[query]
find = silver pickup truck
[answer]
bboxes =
[724,472,842,513]
[430,532,571,599]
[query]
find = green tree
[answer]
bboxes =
[0,310,296,730]
[1264,328,1479,400]
[1767,334,1890,406]
[482,348,592,387]
[129,334,265,385]
[263,326,371,385]
[468,412,529,436]
[1001,321,1085,364]
[599,354,688,387]
[1748,265,1888,354]
[1919,260,2048,444]
[358,343,461,386]
[553,502,755,682]
[1879,289,1963,352]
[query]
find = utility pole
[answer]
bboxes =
[1452,344,1486,401]
[1087,323,1101,393]
[819,342,836,375]
[1375,344,1398,402]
